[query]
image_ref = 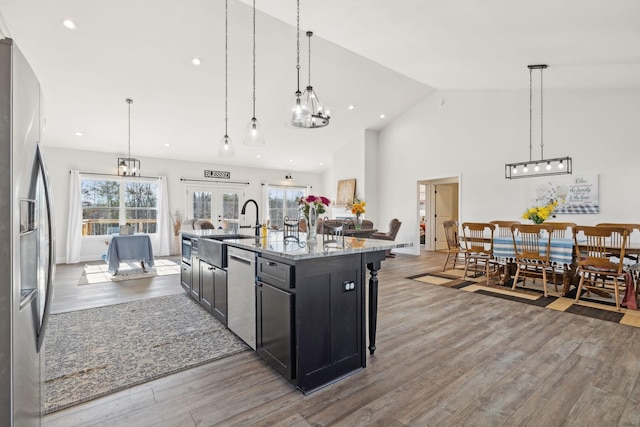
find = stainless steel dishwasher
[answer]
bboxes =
[227,246,257,350]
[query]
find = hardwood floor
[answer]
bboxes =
[44,252,640,426]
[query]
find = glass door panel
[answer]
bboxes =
[186,186,244,230]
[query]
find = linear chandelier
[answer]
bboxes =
[505,65,572,179]
[117,98,140,176]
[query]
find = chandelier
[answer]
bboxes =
[505,65,572,179]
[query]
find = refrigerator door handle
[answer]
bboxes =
[32,144,56,352]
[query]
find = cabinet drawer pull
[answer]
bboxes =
[266,261,277,267]
[208,266,214,271]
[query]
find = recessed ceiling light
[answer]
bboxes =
[348,105,354,110]
[164,143,170,147]
[74,131,83,137]
[62,19,77,30]
[289,159,294,162]
[256,154,261,158]
[319,162,323,166]
[380,114,386,119]
[191,58,202,66]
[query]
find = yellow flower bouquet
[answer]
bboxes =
[522,200,558,224]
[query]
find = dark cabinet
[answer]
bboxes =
[256,280,294,380]
[199,260,215,313]
[180,261,192,294]
[189,253,200,299]
[295,255,363,393]
[255,254,364,394]
[183,238,228,325]
[200,259,227,324]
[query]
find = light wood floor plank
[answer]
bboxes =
[44,251,640,427]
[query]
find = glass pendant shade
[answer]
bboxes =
[243,117,265,147]
[290,91,311,127]
[218,134,235,158]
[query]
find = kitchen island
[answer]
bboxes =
[180,229,409,393]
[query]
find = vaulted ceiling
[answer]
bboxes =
[1,0,638,172]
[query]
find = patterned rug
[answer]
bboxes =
[79,258,180,285]
[408,268,640,328]
[44,293,250,413]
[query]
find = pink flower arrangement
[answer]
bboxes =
[297,195,330,219]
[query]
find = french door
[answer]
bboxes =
[185,185,245,230]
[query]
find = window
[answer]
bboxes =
[81,177,159,236]
[267,186,306,229]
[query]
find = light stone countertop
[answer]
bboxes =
[180,229,410,261]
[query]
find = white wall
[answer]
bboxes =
[377,89,640,255]
[44,146,324,263]
[321,129,382,225]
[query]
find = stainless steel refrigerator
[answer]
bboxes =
[0,38,56,426]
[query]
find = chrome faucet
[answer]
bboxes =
[240,199,260,237]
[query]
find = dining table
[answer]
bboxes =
[493,236,575,294]
[106,234,155,275]
[343,228,378,238]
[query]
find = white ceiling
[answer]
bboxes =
[1,0,638,173]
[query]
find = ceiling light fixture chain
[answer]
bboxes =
[307,30,312,88]
[296,0,301,96]
[252,0,256,117]
[505,64,571,179]
[127,98,132,162]
[224,0,228,137]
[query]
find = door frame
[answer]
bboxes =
[417,176,460,251]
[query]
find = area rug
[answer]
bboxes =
[79,258,180,285]
[408,269,640,328]
[44,293,250,413]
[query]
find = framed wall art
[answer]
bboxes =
[336,179,356,206]
[529,174,599,214]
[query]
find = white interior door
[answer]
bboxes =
[435,184,455,251]
[186,185,244,229]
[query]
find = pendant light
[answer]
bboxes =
[117,98,140,176]
[218,0,235,158]
[243,0,265,147]
[289,0,309,127]
[299,31,330,128]
[288,0,330,128]
[505,65,572,179]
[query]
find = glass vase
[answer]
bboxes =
[306,206,317,244]
[355,215,362,230]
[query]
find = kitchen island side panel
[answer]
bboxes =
[295,253,364,393]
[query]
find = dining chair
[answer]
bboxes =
[442,220,465,271]
[461,222,497,284]
[490,220,520,238]
[544,222,577,289]
[321,216,345,250]
[371,218,402,258]
[573,225,630,311]
[489,220,520,280]
[510,223,554,296]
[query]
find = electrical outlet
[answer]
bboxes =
[343,281,355,292]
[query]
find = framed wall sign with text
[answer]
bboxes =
[529,174,599,214]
